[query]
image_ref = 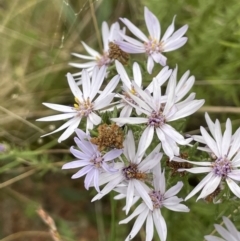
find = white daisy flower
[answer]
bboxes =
[173,113,240,201]
[69,21,127,82]
[111,67,204,160]
[37,66,120,142]
[205,216,240,241]
[119,162,189,241]
[116,6,188,73]
[114,60,172,118]
[62,129,122,192]
[91,130,162,214]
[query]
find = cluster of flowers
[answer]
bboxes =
[37,6,240,241]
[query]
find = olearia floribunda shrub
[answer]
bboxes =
[37,6,240,241]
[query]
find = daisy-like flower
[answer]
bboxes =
[174,113,240,201]
[119,162,189,241]
[205,216,240,241]
[111,67,204,160]
[62,129,122,192]
[37,66,120,142]
[92,130,162,214]
[69,21,128,82]
[114,60,172,118]
[116,6,188,74]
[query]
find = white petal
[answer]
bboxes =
[88,112,101,125]
[204,235,225,241]
[228,128,240,159]
[144,6,160,40]
[197,175,221,200]
[221,119,232,157]
[164,37,188,52]
[102,21,109,51]
[133,62,142,86]
[164,181,183,198]
[37,113,76,121]
[120,18,148,42]
[161,16,176,41]
[125,208,149,240]
[167,100,205,121]
[153,210,167,241]
[136,126,154,160]
[200,126,220,157]
[147,55,154,74]
[71,53,95,60]
[185,172,214,201]
[111,117,148,125]
[134,179,153,211]
[214,224,238,241]
[81,41,101,57]
[94,94,115,110]
[126,180,135,214]
[41,103,76,112]
[119,203,147,224]
[115,60,131,88]
[58,118,81,142]
[146,213,154,241]
[226,178,240,198]
[67,73,83,100]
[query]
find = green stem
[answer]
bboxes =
[109,192,116,241]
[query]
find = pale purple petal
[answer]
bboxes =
[185,172,214,200]
[164,37,188,52]
[134,179,153,211]
[197,175,221,200]
[116,40,145,53]
[120,18,148,42]
[36,113,76,121]
[81,41,101,58]
[71,53,96,60]
[147,55,154,74]
[226,178,240,198]
[136,126,154,160]
[125,209,149,241]
[62,160,90,169]
[153,210,167,241]
[161,16,175,41]
[119,203,147,224]
[144,6,160,40]
[146,213,154,241]
[41,103,76,113]
[103,149,123,161]
[133,62,142,86]
[72,165,93,179]
[221,118,232,157]
[164,181,183,198]
[67,73,83,101]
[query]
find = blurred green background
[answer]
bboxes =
[0,0,240,240]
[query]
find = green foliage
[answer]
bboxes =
[1,0,240,240]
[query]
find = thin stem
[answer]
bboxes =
[109,192,116,241]
[0,169,36,189]
[95,200,105,241]
[89,0,102,50]
[0,231,50,241]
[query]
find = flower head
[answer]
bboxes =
[116,7,188,73]
[111,67,204,159]
[205,216,240,241]
[174,113,240,200]
[119,162,189,241]
[37,66,120,142]
[70,22,128,82]
[91,130,162,214]
[114,60,172,118]
[62,129,122,192]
